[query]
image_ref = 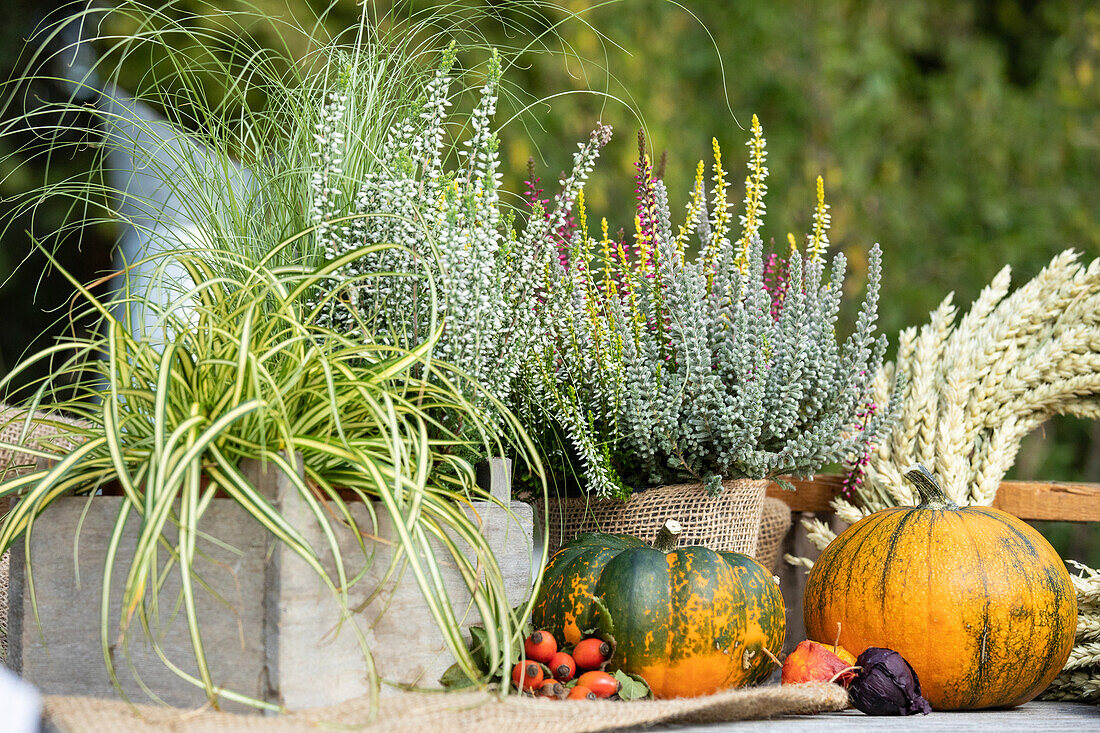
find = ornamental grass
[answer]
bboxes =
[0,0,561,707]
[0,243,539,709]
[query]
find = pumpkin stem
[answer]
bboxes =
[903,464,958,510]
[653,519,683,552]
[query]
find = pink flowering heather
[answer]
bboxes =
[525,120,897,497]
[763,252,791,321]
[525,157,577,268]
[634,129,658,277]
[842,398,879,499]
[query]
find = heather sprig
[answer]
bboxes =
[526,122,897,498]
[313,50,512,394]
[736,114,769,270]
[676,160,707,256]
[808,175,831,261]
[634,129,659,277]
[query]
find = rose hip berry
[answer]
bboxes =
[548,651,576,682]
[537,679,565,699]
[512,660,543,691]
[572,638,612,670]
[577,670,619,699]
[567,685,597,700]
[524,630,558,664]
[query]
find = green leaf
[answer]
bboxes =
[613,669,651,700]
[440,622,501,688]
[469,625,492,674]
[440,662,479,689]
[584,594,618,649]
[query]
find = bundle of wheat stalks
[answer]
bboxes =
[1042,561,1100,702]
[788,249,1100,702]
[792,248,1099,548]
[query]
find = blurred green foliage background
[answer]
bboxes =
[1,0,1097,558]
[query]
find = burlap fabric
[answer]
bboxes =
[0,403,89,477]
[1,404,91,662]
[755,497,793,572]
[533,478,768,558]
[0,550,8,662]
[42,682,848,732]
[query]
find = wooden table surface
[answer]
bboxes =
[657,701,1098,731]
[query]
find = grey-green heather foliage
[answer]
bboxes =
[528,135,898,498]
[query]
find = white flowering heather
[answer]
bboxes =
[310,49,611,418]
[527,119,896,498]
[310,91,348,260]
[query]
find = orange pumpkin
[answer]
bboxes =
[804,464,1077,710]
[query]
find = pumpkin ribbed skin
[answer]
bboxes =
[532,531,785,698]
[719,551,786,686]
[594,545,746,698]
[804,496,1076,710]
[532,533,646,645]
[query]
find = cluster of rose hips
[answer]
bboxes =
[510,630,618,700]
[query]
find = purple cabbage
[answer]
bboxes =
[849,647,933,716]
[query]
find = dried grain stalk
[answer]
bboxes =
[801,249,1100,542]
[1041,561,1100,703]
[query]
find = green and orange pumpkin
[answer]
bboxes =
[532,520,785,698]
[804,464,1077,710]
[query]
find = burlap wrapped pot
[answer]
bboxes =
[533,478,769,560]
[755,496,793,571]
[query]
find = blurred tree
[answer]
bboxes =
[478,1,1100,339]
[0,0,116,399]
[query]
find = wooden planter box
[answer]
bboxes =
[6,458,532,711]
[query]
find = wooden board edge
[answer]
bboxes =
[767,475,1100,523]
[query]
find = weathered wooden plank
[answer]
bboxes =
[766,475,1100,522]
[994,481,1100,522]
[7,458,533,710]
[766,476,845,513]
